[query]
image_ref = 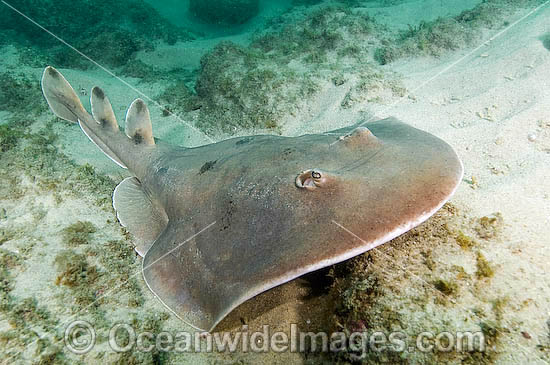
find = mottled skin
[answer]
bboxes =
[41,67,463,332]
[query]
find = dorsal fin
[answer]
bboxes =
[113,177,168,256]
[91,86,119,133]
[341,126,380,149]
[125,99,155,146]
[41,66,87,123]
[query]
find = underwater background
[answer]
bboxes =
[1,0,549,363]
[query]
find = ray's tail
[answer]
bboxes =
[41,66,155,175]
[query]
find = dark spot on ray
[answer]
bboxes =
[100,118,108,127]
[93,87,104,99]
[47,67,58,77]
[220,199,234,231]
[133,133,143,144]
[282,147,294,160]
[236,137,251,146]
[157,167,168,175]
[199,160,217,174]
[136,100,145,113]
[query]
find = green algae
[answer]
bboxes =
[195,41,317,133]
[157,79,202,116]
[474,213,503,239]
[92,239,145,308]
[491,296,509,322]
[0,73,45,118]
[375,0,548,64]
[0,248,21,312]
[433,278,458,296]
[189,6,404,134]
[54,250,100,307]
[0,123,26,152]
[0,229,17,245]
[61,221,97,247]
[309,204,511,363]
[0,121,143,350]
[475,252,495,279]
[0,247,65,363]
[455,230,477,250]
[9,297,56,329]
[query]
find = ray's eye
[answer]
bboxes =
[296,169,328,190]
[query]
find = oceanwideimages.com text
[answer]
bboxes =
[65,320,485,358]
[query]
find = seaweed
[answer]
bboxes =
[307,204,513,363]
[0,249,21,311]
[33,346,67,365]
[199,160,217,175]
[0,72,45,117]
[61,221,97,247]
[187,6,398,134]
[8,297,55,329]
[253,6,375,63]
[474,213,503,239]
[0,124,25,153]
[479,320,503,346]
[0,111,154,361]
[433,278,458,296]
[93,239,145,308]
[491,297,508,322]
[157,79,202,115]
[374,0,548,64]
[194,41,312,133]
[55,251,99,288]
[455,230,477,250]
[475,251,494,279]
[340,70,405,109]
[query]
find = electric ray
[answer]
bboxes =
[41,66,463,332]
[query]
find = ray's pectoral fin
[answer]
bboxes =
[141,226,224,332]
[113,177,168,256]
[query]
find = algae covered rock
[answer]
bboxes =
[189,0,260,25]
[194,41,318,134]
